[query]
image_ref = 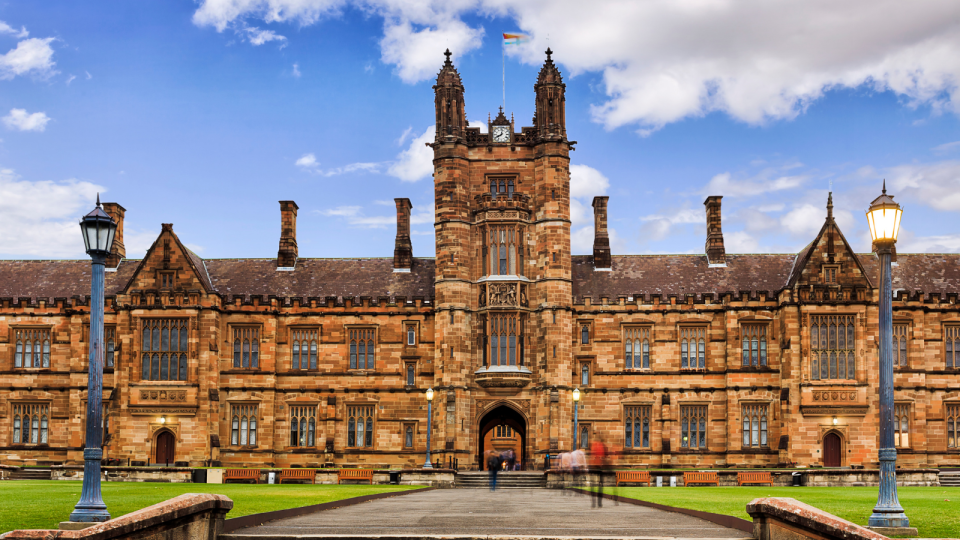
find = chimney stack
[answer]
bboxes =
[592,196,611,270]
[101,202,126,269]
[393,198,413,272]
[277,201,298,269]
[704,196,726,266]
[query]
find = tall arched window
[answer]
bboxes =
[291,328,319,370]
[483,224,525,277]
[14,329,51,368]
[488,314,522,367]
[742,324,767,367]
[624,328,650,369]
[142,319,189,380]
[11,404,46,444]
[893,324,908,367]
[290,405,316,447]
[624,405,651,448]
[742,404,768,447]
[231,404,258,447]
[680,327,706,369]
[233,327,259,369]
[811,315,856,380]
[349,329,376,370]
[347,405,375,448]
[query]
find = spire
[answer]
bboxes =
[534,48,566,141]
[882,178,887,194]
[434,49,466,143]
[96,193,101,207]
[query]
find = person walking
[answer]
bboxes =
[590,439,607,508]
[486,450,502,491]
[571,447,586,493]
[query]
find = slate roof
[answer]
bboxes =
[2,253,959,304]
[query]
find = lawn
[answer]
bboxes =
[0,481,421,533]
[607,486,959,539]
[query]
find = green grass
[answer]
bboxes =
[607,486,959,538]
[0,481,421,533]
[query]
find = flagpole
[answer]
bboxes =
[502,40,506,111]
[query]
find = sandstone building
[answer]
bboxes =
[2,50,960,471]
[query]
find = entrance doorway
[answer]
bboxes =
[155,430,176,466]
[478,405,526,471]
[823,432,841,467]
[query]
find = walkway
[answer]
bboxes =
[224,488,752,539]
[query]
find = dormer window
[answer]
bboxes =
[159,272,175,289]
[823,265,838,284]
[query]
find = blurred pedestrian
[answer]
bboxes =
[590,438,608,508]
[571,447,586,493]
[486,450,502,491]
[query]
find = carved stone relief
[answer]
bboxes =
[489,283,517,306]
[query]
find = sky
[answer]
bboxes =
[1,1,959,261]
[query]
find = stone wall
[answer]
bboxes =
[51,466,193,483]
[747,497,892,540]
[3,493,232,540]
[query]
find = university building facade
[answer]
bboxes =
[2,50,960,470]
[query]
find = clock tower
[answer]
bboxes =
[430,48,576,467]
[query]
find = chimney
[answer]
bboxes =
[277,201,298,269]
[704,196,726,266]
[393,198,413,272]
[592,196,611,270]
[101,202,126,269]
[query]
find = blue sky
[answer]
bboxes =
[1,1,959,261]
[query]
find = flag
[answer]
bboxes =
[502,33,530,45]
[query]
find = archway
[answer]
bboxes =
[154,430,176,466]
[478,405,527,471]
[823,432,842,467]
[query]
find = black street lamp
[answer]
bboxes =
[424,388,434,469]
[70,196,116,523]
[865,182,910,530]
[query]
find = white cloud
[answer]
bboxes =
[0,168,104,258]
[0,37,57,80]
[243,25,287,46]
[85,71,92,80]
[932,141,960,155]
[888,160,960,211]
[898,232,960,253]
[569,164,621,254]
[319,202,434,229]
[65,74,76,85]
[2,108,50,132]
[194,1,960,131]
[0,21,28,38]
[396,126,414,146]
[725,230,759,253]
[639,207,703,242]
[704,169,807,197]
[292,62,301,77]
[295,153,318,169]
[387,125,434,182]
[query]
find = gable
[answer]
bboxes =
[788,216,872,291]
[123,224,212,294]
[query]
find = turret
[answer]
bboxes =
[434,49,467,143]
[534,48,566,141]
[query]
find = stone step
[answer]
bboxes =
[938,472,960,486]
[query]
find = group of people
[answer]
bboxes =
[556,440,611,508]
[484,448,518,490]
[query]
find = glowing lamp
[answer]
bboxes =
[866,182,902,246]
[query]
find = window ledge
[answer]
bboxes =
[475,365,532,374]
[477,275,532,283]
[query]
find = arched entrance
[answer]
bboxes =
[478,405,526,470]
[155,430,176,466]
[823,432,842,467]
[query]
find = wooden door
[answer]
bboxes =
[156,431,175,465]
[823,433,841,467]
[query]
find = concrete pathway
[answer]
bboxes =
[226,488,752,539]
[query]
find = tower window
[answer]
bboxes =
[406,326,416,346]
[488,313,523,367]
[581,325,590,345]
[484,225,524,276]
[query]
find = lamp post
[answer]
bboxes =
[70,196,116,523]
[572,388,580,450]
[424,388,434,469]
[865,182,910,530]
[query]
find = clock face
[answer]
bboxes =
[492,126,510,143]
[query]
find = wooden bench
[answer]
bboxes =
[224,469,260,484]
[737,471,772,486]
[279,468,315,484]
[615,471,651,487]
[683,471,719,486]
[337,469,374,484]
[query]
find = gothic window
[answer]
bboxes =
[141,319,188,381]
[624,405,651,449]
[347,405,375,448]
[232,327,259,369]
[406,325,416,346]
[823,266,838,284]
[14,328,51,368]
[404,425,414,448]
[349,329,376,370]
[105,326,116,368]
[581,324,590,345]
[291,328,319,370]
[489,177,516,200]
[159,272,175,289]
[945,327,960,369]
[289,405,316,447]
[12,403,49,444]
[494,424,514,438]
[624,327,651,369]
[579,425,589,449]
[406,363,416,386]
[741,404,768,448]
[581,363,590,386]
[948,404,959,449]
[680,327,706,369]
[681,405,707,449]
[894,404,910,447]
[487,314,522,367]
[810,315,856,380]
[893,324,909,368]
[230,404,257,446]
[483,225,524,277]
[741,325,767,367]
